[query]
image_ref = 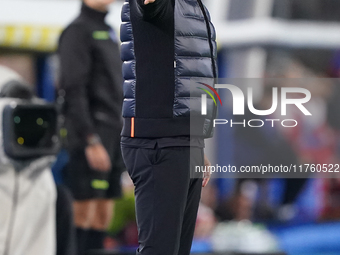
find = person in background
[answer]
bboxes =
[58,0,124,254]
[0,65,57,255]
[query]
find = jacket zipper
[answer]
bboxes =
[197,0,218,137]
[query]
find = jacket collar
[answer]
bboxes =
[81,3,108,22]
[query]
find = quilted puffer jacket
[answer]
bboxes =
[120,0,217,138]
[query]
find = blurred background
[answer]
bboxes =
[2,0,340,255]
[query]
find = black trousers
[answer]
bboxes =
[121,145,203,255]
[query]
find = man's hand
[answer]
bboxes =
[202,154,211,187]
[144,0,155,5]
[85,143,111,172]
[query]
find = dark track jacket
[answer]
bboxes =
[120,0,217,138]
[59,4,123,148]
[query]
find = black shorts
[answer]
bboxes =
[64,125,124,200]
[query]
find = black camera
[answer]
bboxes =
[0,78,60,160]
[2,99,60,159]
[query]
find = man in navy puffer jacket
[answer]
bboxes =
[120,0,217,254]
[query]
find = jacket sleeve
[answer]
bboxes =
[136,0,172,21]
[58,24,96,142]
